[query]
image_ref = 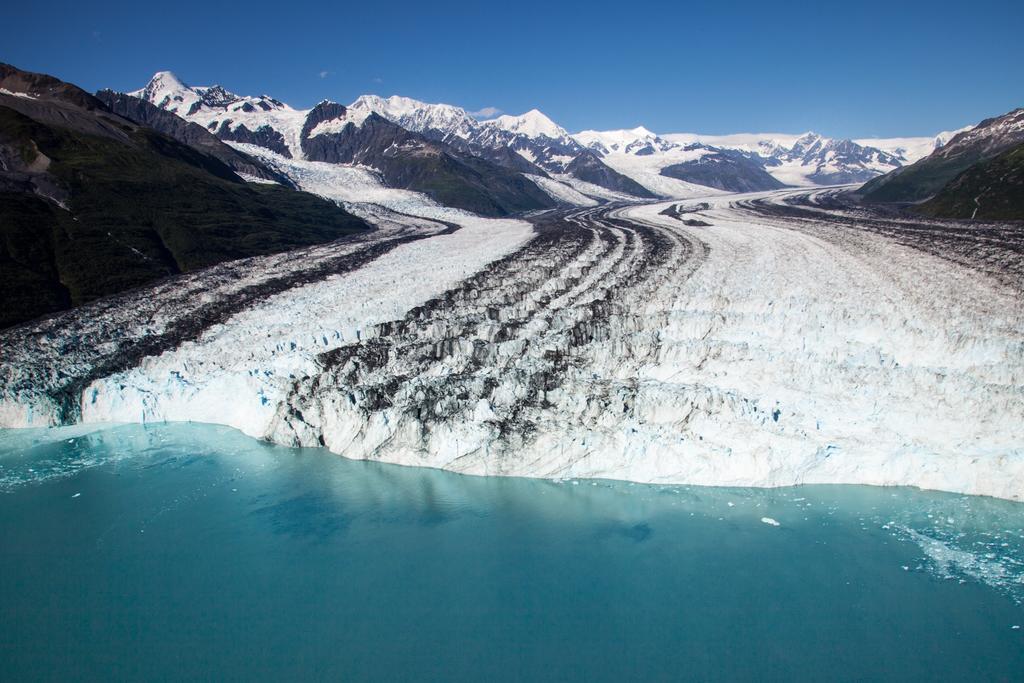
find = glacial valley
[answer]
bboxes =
[3,184,1021,499]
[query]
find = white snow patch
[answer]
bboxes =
[596,153,728,198]
[0,88,38,100]
[525,174,599,207]
[235,172,279,185]
[307,108,370,138]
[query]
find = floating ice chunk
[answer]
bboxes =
[761,517,781,526]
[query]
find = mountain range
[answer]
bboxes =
[3,61,1020,330]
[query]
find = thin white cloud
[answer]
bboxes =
[372,77,383,84]
[470,106,502,119]
[319,70,330,79]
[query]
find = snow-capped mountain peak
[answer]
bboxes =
[931,108,1024,160]
[130,71,201,115]
[484,109,569,140]
[131,71,290,119]
[348,94,477,139]
[136,70,188,96]
[572,126,675,156]
[630,125,655,137]
[790,132,824,154]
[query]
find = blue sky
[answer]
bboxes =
[5,0,1022,137]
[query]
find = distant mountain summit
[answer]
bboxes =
[484,109,570,140]
[130,71,288,119]
[575,126,676,157]
[575,127,907,191]
[778,132,903,184]
[347,94,478,142]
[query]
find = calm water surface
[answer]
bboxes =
[1,423,1022,681]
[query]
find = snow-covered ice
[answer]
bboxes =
[1,181,1021,501]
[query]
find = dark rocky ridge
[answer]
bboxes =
[302,112,556,216]
[300,100,349,141]
[438,133,549,175]
[215,120,292,158]
[661,149,785,192]
[564,150,657,197]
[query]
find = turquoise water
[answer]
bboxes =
[1,423,1023,681]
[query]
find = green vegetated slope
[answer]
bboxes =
[1,90,367,328]
[918,142,1024,220]
[858,146,989,203]
[860,108,1024,204]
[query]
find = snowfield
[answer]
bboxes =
[1,185,1021,501]
[588,151,730,197]
[524,174,599,207]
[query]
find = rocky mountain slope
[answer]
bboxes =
[93,89,290,184]
[917,141,1024,220]
[860,108,1024,203]
[0,64,368,329]
[128,73,558,215]
[347,97,655,197]
[301,107,555,215]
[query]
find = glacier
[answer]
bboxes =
[2,181,1020,501]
